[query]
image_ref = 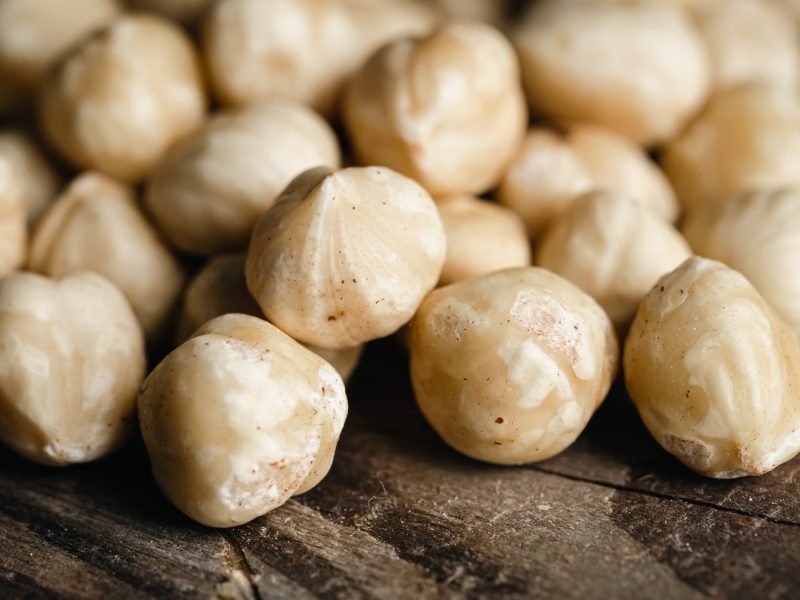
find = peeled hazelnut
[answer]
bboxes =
[0,271,145,466]
[624,257,800,478]
[0,159,27,276]
[29,172,186,340]
[497,125,679,236]
[343,21,527,196]
[138,313,348,527]
[40,14,207,182]
[145,102,340,255]
[246,166,446,349]
[410,267,617,465]
[662,83,800,211]
[513,0,710,145]
[436,195,531,286]
[0,131,61,224]
[126,0,213,22]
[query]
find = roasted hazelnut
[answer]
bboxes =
[138,313,348,527]
[0,131,61,224]
[246,166,446,349]
[410,267,618,465]
[624,257,800,478]
[0,271,145,465]
[0,158,27,276]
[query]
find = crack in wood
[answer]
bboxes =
[220,530,263,600]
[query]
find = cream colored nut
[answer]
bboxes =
[126,0,213,22]
[437,195,530,286]
[0,159,27,276]
[178,253,363,382]
[682,188,800,334]
[662,83,800,212]
[624,257,800,478]
[0,271,145,466]
[246,166,446,349]
[146,101,340,255]
[0,131,61,224]
[343,21,527,196]
[536,190,692,329]
[410,267,618,465]
[497,125,679,236]
[513,0,710,145]
[40,14,207,182]
[138,313,348,527]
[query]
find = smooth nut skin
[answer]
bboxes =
[437,195,531,286]
[343,22,527,196]
[497,125,679,237]
[0,159,27,276]
[624,257,800,478]
[410,267,618,465]
[663,84,800,212]
[246,166,446,349]
[138,313,348,528]
[513,0,709,145]
[126,0,213,22]
[40,14,207,182]
[29,172,186,340]
[0,271,145,466]
[178,253,363,382]
[145,102,340,255]
[682,189,800,335]
[536,191,692,329]
[0,132,61,224]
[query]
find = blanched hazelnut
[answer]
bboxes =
[0,159,27,276]
[145,102,340,255]
[178,253,363,382]
[410,267,618,465]
[138,313,348,527]
[0,131,61,224]
[40,14,207,182]
[624,257,800,478]
[662,84,800,211]
[126,0,213,22]
[29,172,186,340]
[682,188,800,334]
[436,195,531,286]
[513,0,710,145]
[497,125,679,236]
[246,166,446,349]
[343,21,527,196]
[536,190,692,328]
[0,271,145,466]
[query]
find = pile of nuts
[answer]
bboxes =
[1,0,799,528]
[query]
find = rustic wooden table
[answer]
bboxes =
[1,339,798,599]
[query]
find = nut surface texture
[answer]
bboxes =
[0,159,27,276]
[0,131,61,224]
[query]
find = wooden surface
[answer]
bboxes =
[1,339,799,599]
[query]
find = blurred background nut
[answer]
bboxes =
[138,313,348,527]
[682,189,800,334]
[536,190,692,329]
[410,267,618,465]
[125,0,213,23]
[624,257,800,478]
[246,166,446,349]
[0,271,145,466]
[513,0,710,145]
[0,159,27,276]
[343,21,527,196]
[0,131,61,225]
[436,195,531,286]
[497,124,679,236]
[29,172,186,341]
[427,0,510,26]
[40,14,207,182]
[662,83,800,212]
[146,101,340,255]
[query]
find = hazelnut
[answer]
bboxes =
[682,188,800,334]
[178,253,363,382]
[138,313,348,527]
[436,195,531,286]
[246,166,446,349]
[497,124,679,236]
[410,267,618,465]
[40,14,207,182]
[624,257,800,478]
[145,101,340,255]
[513,0,710,145]
[125,0,213,23]
[0,159,27,276]
[662,83,800,211]
[342,21,527,196]
[536,190,692,329]
[0,131,61,224]
[0,271,145,466]
[29,172,186,340]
